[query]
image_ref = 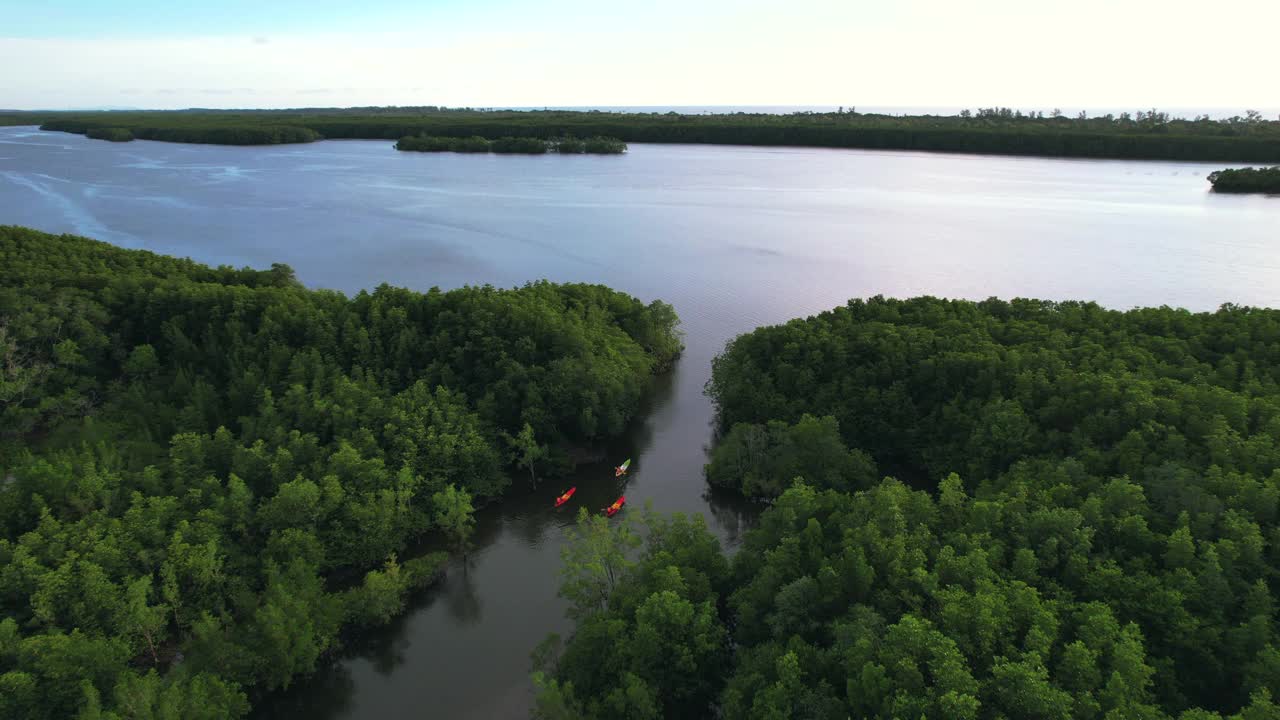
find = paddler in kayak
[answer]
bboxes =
[615,458,631,477]
[604,496,626,517]
[554,487,577,507]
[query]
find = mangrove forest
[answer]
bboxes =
[394,134,627,154]
[1208,167,1280,194]
[0,225,682,719]
[1,106,1277,161]
[536,296,1280,720]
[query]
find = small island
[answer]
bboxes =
[1207,166,1280,194]
[395,134,626,155]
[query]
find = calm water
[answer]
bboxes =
[3,126,1279,719]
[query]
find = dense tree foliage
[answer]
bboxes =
[84,128,134,142]
[35,116,318,145]
[394,135,491,153]
[0,226,681,718]
[1208,167,1280,194]
[704,414,878,499]
[546,296,1280,719]
[394,134,625,154]
[15,106,1280,161]
[553,136,629,154]
[535,507,730,719]
[709,296,1280,488]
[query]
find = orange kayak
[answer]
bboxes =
[554,487,577,507]
[604,496,626,517]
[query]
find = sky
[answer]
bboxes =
[2,0,1278,111]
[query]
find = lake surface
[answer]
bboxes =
[3,126,1279,719]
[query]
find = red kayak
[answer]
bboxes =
[554,487,577,507]
[604,496,626,517]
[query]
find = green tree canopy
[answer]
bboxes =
[0,226,682,718]
[548,295,1280,720]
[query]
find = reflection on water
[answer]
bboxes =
[701,487,762,550]
[255,654,355,717]
[445,563,484,627]
[4,126,1280,719]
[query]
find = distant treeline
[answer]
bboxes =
[2,106,1277,161]
[1208,166,1280,194]
[51,119,319,145]
[395,134,626,154]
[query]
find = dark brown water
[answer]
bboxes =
[3,126,1279,719]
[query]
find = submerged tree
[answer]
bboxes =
[432,484,476,558]
[510,422,547,486]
